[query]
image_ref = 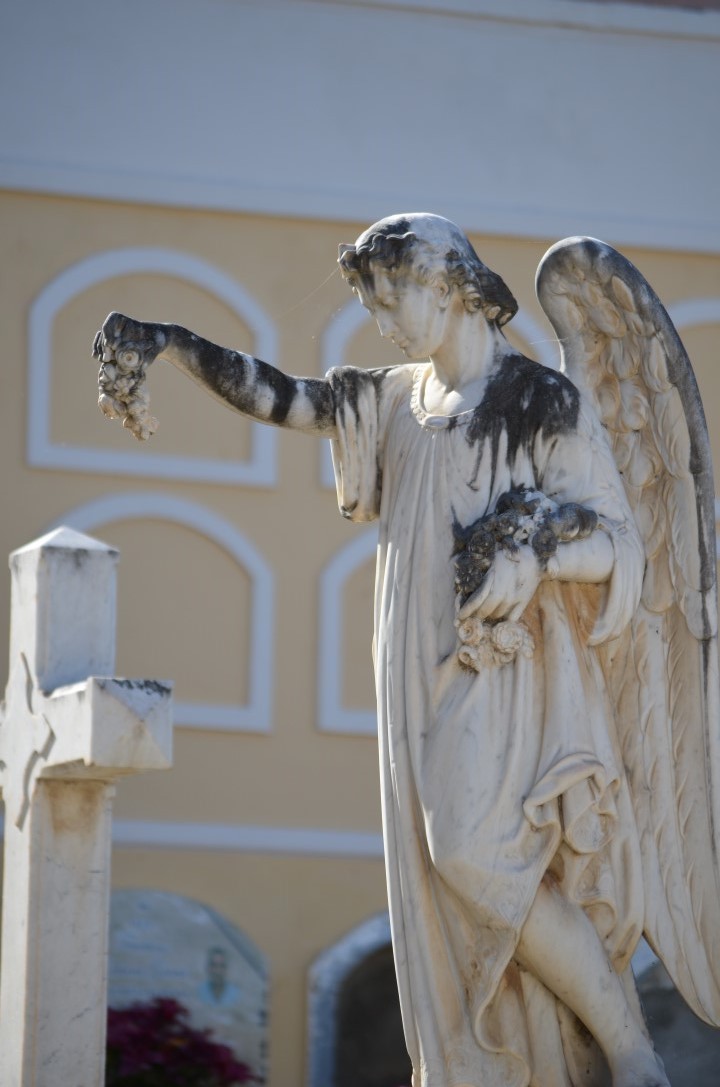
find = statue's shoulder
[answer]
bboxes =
[483,353,581,438]
[369,363,416,393]
[325,363,415,403]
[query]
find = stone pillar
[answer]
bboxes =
[0,527,173,1087]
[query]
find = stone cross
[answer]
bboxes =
[0,527,173,1087]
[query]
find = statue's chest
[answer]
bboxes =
[384,403,538,528]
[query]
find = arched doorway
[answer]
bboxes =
[334,942,411,1087]
[307,913,411,1087]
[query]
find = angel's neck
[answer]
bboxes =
[426,321,509,412]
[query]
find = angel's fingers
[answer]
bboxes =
[508,600,527,623]
[457,575,494,621]
[483,596,514,621]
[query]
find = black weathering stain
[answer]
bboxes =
[265,365,294,425]
[466,354,580,489]
[195,341,256,413]
[326,366,365,440]
[193,334,334,430]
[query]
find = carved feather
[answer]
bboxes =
[651,388,692,478]
[642,546,674,615]
[537,237,720,1022]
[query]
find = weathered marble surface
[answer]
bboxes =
[0,527,173,1087]
[93,214,720,1087]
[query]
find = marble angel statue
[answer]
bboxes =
[93,214,720,1087]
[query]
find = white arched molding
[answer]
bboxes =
[319,299,559,488]
[667,299,720,558]
[28,248,278,485]
[51,493,273,732]
[318,528,378,735]
[307,912,391,1087]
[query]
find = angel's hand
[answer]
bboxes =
[93,312,168,441]
[458,546,542,623]
[93,311,168,368]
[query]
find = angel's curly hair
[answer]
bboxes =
[338,215,518,327]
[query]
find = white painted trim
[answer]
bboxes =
[28,248,278,485]
[307,911,392,1087]
[318,529,378,735]
[316,0,720,40]
[111,819,384,858]
[51,493,274,732]
[668,298,720,330]
[0,812,384,856]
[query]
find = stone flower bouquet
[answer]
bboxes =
[453,489,598,671]
[93,330,159,442]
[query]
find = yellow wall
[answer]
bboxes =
[1,190,719,1085]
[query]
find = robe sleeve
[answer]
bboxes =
[537,396,645,645]
[326,366,382,523]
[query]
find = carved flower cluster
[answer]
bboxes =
[97,346,158,442]
[455,616,535,671]
[452,488,599,670]
[453,488,598,605]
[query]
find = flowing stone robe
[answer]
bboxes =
[328,356,647,1087]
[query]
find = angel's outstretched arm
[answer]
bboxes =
[93,311,337,438]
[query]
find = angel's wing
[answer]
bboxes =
[537,237,720,1025]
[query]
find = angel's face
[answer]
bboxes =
[355,268,452,360]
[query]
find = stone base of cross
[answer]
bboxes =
[0,527,173,1087]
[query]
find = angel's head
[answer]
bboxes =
[338,213,517,359]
